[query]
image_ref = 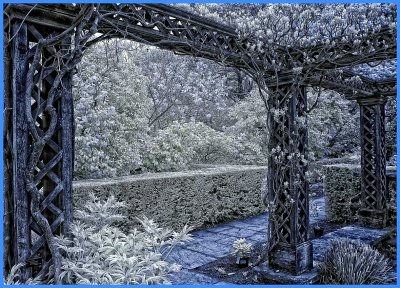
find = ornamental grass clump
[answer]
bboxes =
[56,193,193,284]
[319,238,392,284]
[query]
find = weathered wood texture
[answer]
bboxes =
[266,82,313,275]
[6,19,74,280]
[4,4,397,97]
[11,21,31,280]
[358,97,388,228]
[3,27,14,276]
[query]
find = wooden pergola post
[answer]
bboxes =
[357,96,388,228]
[6,19,74,280]
[266,79,313,275]
[10,19,31,281]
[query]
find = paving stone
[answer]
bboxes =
[311,235,338,262]
[218,227,259,238]
[329,225,390,242]
[224,218,266,231]
[165,196,397,284]
[254,261,320,284]
[185,238,235,257]
[165,247,217,269]
[248,232,267,243]
[191,230,237,243]
[192,229,221,239]
[216,235,244,247]
[310,197,327,223]
[166,198,395,285]
[167,269,219,284]
[311,225,391,262]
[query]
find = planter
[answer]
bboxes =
[236,256,250,268]
[313,226,324,237]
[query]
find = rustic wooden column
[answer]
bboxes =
[8,20,74,279]
[267,80,313,275]
[357,96,388,228]
[10,20,31,280]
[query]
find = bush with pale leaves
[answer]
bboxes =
[56,194,192,284]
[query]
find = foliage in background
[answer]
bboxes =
[225,89,268,164]
[72,3,396,179]
[137,48,237,131]
[73,40,267,177]
[179,3,396,47]
[73,41,151,179]
[143,120,238,172]
[56,194,192,284]
[319,239,392,284]
[307,89,359,159]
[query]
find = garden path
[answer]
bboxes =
[166,196,391,284]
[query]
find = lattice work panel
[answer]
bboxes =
[29,30,61,275]
[293,85,309,245]
[9,20,73,279]
[268,85,292,247]
[378,105,386,210]
[360,104,386,211]
[103,4,250,58]
[267,83,310,249]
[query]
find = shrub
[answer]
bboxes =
[73,41,151,180]
[143,120,237,172]
[323,164,361,223]
[56,193,192,284]
[319,239,392,284]
[225,89,268,165]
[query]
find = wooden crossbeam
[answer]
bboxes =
[5,3,396,96]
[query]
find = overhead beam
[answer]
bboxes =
[5,4,396,79]
[308,70,396,97]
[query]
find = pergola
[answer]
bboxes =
[3,3,396,282]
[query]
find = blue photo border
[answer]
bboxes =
[0,0,398,287]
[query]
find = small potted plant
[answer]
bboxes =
[232,238,253,268]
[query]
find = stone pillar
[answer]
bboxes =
[267,81,313,275]
[357,97,388,228]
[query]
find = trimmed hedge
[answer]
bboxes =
[323,164,396,225]
[73,165,267,231]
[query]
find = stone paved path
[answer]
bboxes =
[165,196,392,284]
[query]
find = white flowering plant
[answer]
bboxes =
[232,238,253,258]
[55,193,193,284]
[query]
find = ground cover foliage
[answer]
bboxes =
[7,194,193,284]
